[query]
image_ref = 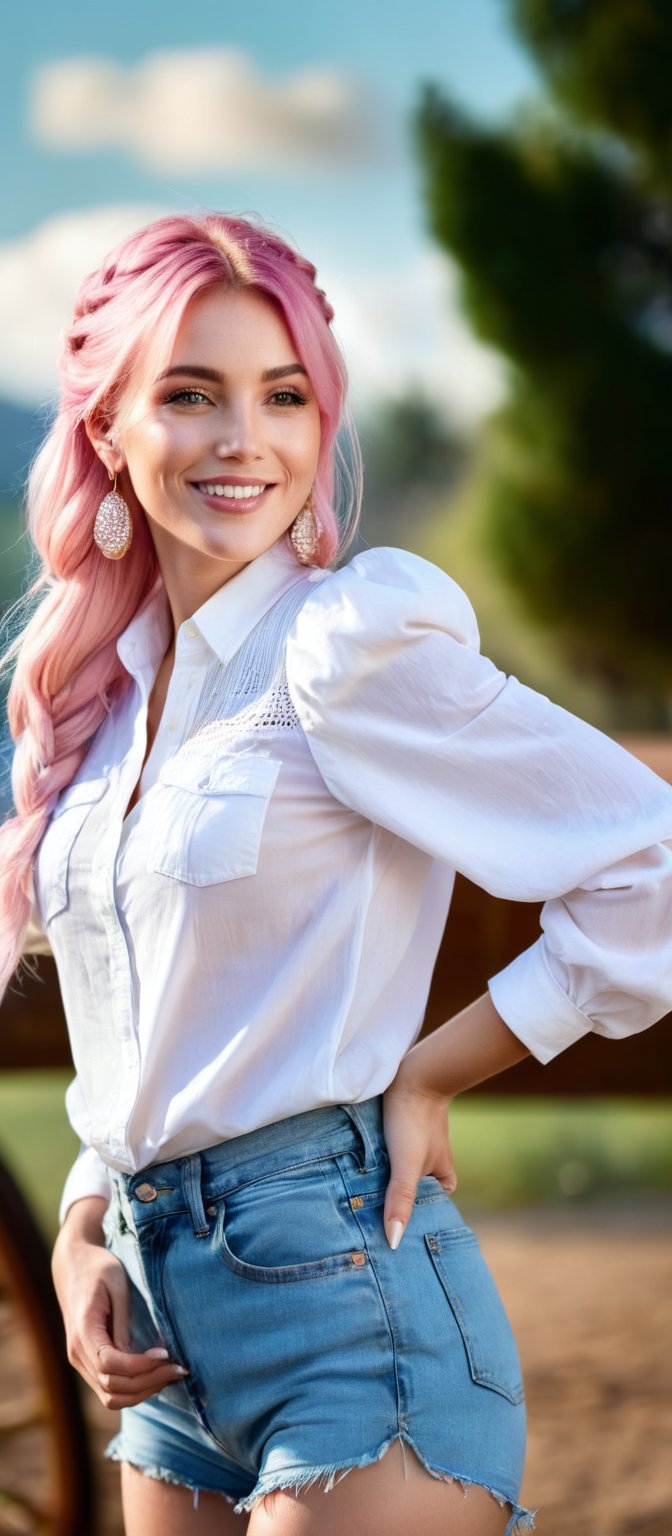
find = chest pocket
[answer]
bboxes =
[40,777,109,924]
[147,754,280,886]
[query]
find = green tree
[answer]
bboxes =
[414,1,672,706]
[357,392,465,550]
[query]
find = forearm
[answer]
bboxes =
[400,990,531,1099]
[55,1194,108,1252]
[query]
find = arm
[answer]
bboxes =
[53,1168,188,1410]
[287,548,672,1240]
[381,993,530,1249]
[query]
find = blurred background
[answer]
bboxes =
[0,2,671,1533]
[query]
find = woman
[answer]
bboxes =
[2,211,672,1536]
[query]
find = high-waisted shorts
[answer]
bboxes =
[104,1095,537,1532]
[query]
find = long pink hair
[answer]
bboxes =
[0,210,362,998]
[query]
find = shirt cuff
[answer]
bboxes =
[59,1145,112,1226]
[488,938,594,1065]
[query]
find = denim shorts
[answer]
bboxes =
[104,1095,537,1533]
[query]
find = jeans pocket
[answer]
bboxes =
[214,1160,370,1283]
[424,1227,525,1405]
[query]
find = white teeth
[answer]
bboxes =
[197,482,266,499]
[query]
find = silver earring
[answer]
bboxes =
[289,491,320,565]
[93,471,133,560]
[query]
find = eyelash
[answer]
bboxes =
[163,387,308,409]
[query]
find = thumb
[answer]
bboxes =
[383,1174,419,1251]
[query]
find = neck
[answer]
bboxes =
[151,538,250,633]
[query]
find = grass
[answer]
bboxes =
[0,1072,670,1240]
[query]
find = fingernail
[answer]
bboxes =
[388,1220,404,1251]
[173,1365,188,1376]
[146,1347,170,1359]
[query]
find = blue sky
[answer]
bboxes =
[1,0,540,423]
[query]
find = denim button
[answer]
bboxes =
[135,1182,158,1202]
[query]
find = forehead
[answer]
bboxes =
[170,285,296,367]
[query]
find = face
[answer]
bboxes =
[113,284,321,602]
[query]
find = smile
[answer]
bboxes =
[193,482,269,500]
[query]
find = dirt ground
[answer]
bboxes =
[4,1200,670,1535]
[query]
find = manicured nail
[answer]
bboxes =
[146,1347,170,1359]
[173,1365,188,1376]
[388,1220,404,1251]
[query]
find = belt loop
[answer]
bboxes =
[341,1099,382,1173]
[182,1153,210,1237]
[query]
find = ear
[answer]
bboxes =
[84,412,125,480]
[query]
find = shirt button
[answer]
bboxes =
[184,622,197,639]
[167,719,177,733]
[135,1182,158,1202]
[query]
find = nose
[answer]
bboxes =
[214,399,263,461]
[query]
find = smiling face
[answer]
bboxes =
[109,283,322,613]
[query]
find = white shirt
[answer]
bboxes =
[29,537,672,1220]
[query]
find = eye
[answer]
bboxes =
[270,389,308,408]
[163,387,213,406]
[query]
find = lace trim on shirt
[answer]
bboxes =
[177,576,316,760]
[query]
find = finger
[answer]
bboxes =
[97,1363,189,1397]
[383,1175,420,1251]
[434,1159,458,1194]
[94,1342,177,1377]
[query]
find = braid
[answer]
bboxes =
[0,208,361,1001]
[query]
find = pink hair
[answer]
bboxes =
[0,210,362,998]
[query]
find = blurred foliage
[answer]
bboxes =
[414,0,672,712]
[451,1094,672,1211]
[515,0,672,179]
[356,392,466,551]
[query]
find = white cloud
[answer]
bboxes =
[0,208,507,430]
[29,49,390,175]
[0,205,167,407]
[329,251,508,430]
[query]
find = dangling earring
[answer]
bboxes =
[93,470,133,560]
[289,490,320,566]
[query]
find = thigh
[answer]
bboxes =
[121,1463,250,1536]
[247,1440,510,1536]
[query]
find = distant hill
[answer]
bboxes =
[0,395,51,498]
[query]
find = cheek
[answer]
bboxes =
[124,418,199,479]
[290,415,321,479]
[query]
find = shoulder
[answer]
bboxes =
[288,546,480,662]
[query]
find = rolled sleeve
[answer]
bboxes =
[489,941,596,1064]
[490,841,672,1063]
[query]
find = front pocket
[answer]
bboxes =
[40,776,109,922]
[425,1228,525,1405]
[148,754,280,886]
[214,1160,370,1283]
[217,1214,368,1284]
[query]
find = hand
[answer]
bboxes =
[382,1066,457,1250]
[52,1201,188,1411]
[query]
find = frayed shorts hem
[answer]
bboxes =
[105,1439,238,1508]
[107,1428,539,1533]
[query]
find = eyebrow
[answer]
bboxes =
[155,362,309,384]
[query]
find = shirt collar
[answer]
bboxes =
[116,534,313,679]
[190,535,313,667]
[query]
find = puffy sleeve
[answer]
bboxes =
[59,1144,112,1226]
[286,546,672,1064]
